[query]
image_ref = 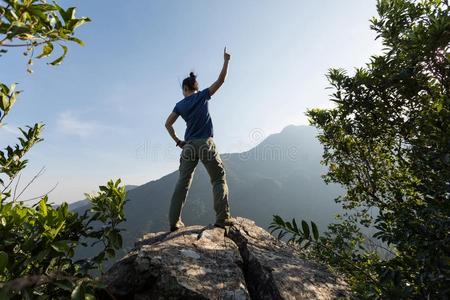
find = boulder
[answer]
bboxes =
[102,217,348,299]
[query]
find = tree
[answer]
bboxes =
[0,1,127,298]
[271,0,450,298]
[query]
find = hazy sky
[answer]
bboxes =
[0,0,381,203]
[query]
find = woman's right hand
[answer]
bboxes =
[224,47,231,61]
[176,140,186,148]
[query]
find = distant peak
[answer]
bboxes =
[280,124,313,133]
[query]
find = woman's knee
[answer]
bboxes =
[211,175,227,187]
[176,173,194,187]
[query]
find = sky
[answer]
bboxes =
[0,0,382,204]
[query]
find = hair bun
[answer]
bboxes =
[182,72,199,91]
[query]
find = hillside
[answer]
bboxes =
[75,125,343,253]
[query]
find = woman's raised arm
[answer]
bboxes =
[208,47,231,97]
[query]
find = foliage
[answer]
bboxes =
[269,215,320,247]
[273,0,450,298]
[270,215,385,298]
[0,0,90,71]
[0,1,127,298]
[0,180,127,298]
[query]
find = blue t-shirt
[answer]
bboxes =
[173,88,213,141]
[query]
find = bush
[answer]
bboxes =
[0,1,127,298]
[273,0,450,298]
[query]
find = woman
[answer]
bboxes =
[165,47,233,232]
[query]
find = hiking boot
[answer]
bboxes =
[170,220,185,232]
[214,218,234,229]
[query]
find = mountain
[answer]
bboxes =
[101,217,348,299]
[75,125,343,253]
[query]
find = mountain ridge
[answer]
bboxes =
[75,125,343,255]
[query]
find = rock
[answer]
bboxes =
[102,217,348,300]
[227,218,348,300]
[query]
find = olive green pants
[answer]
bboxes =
[169,138,231,227]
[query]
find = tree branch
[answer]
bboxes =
[20,182,59,203]
[13,166,46,202]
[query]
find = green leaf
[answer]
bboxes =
[68,36,85,46]
[292,218,299,232]
[9,83,16,93]
[71,283,85,300]
[285,221,293,231]
[85,294,96,300]
[109,230,122,249]
[435,101,443,112]
[70,18,91,30]
[1,94,10,111]
[39,198,48,216]
[301,220,310,239]
[277,231,287,240]
[51,240,70,253]
[49,44,68,66]
[53,279,74,291]
[31,4,58,12]
[311,221,319,240]
[66,7,76,21]
[36,43,54,59]
[49,220,66,239]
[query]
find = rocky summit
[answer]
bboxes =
[101,217,348,300]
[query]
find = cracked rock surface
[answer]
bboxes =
[101,217,348,300]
